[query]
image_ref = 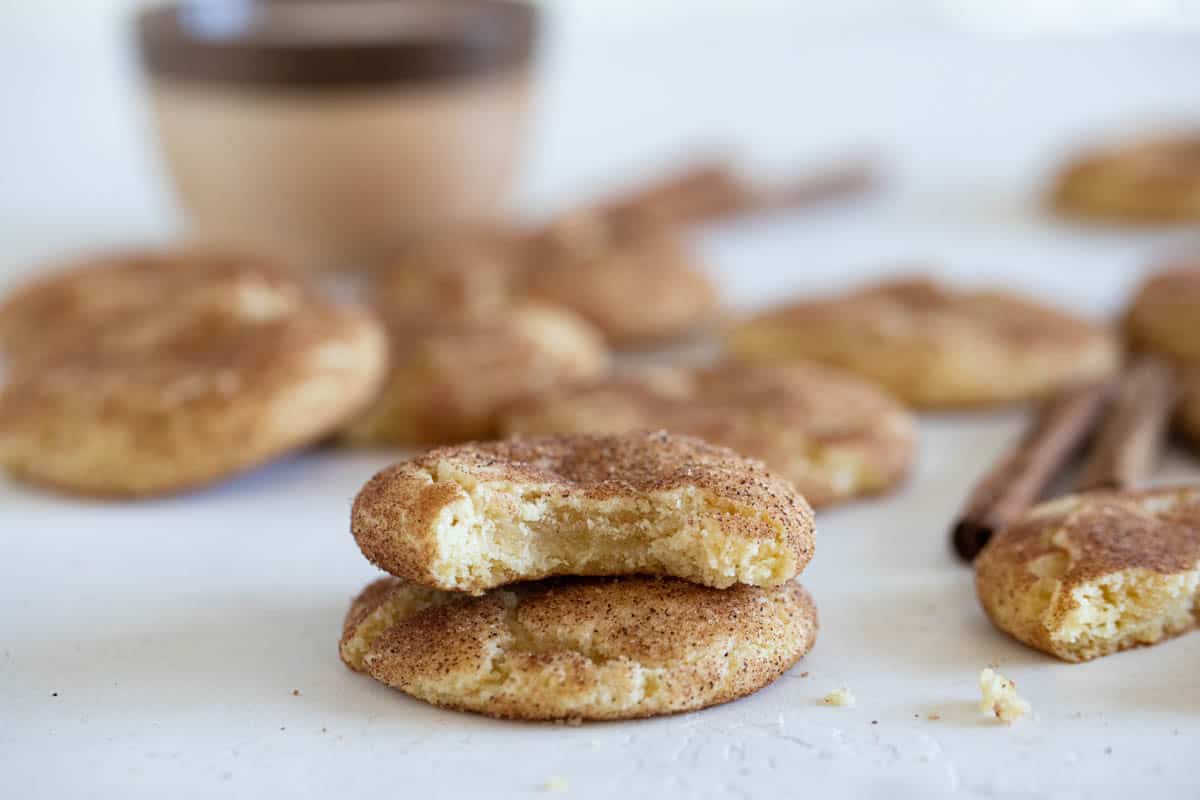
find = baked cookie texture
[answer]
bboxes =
[352,430,815,594]
[1051,133,1200,223]
[340,575,818,721]
[341,305,609,446]
[501,361,915,508]
[0,250,388,496]
[1125,263,1200,364]
[377,229,719,346]
[975,487,1200,662]
[728,277,1119,409]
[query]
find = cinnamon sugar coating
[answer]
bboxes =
[1051,133,1200,223]
[340,575,818,720]
[728,277,1119,409]
[501,361,915,507]
[352,431,815,593]
[377,229,718,346]
[341,304,609,446]
[975,487,1200,662]
[1125,263,1200,365]
[0,250,387,496]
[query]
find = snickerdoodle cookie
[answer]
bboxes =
[1125,263,1200,364]
[351,430,815,594]
[0,250,387,496]
[1051,133,1200,223]
[341,305,609,446]
[378,229,719,346]
[501,361,915,508]
[975,487,1200,662]
[340,575,818,720]
[728,277,1119,409]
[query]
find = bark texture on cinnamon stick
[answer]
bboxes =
[1074,355,1178,492]
[952,380,1112,562]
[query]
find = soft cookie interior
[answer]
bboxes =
[423,462,799,590]
[976,489,1200,662]
[351,433,814,594]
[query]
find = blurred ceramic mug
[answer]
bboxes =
[136,0,539,271]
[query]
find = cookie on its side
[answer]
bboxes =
[1051,133,1200,224]
[352,431,815,594]
[340,575,818,721]
[501,361,915,508]
[340,305,609,446]
[728,277,1119,409]
[1125,263,1200,365]
[975,487,1200,662]
[0,251,388,496]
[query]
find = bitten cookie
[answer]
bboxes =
[340,575,819,721]
[377,229,719,346]
[0,250,387,496]
[501,361,915,508]
[352,430,815,594]
[1125,263,1200,364]
[728,277,1119,409]
[341,305,609,446]
[1051,133,1200,224]
[975,487,1200,662]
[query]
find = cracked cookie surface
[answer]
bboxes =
[377,229,718,347]
[340,575,818,720]
[1051,132,1200,223]
[501,361,915,507]
[341,304,609,446]
[975,487,1200,662]
[0,250,387,496]
[352,431,815,593]
[728,277,1119,409]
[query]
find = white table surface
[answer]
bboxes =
[3,7,1200,798]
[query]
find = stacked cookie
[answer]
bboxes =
[339,430,819,721]
[0,250,387,496]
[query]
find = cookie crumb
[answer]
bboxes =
[928,713,941,721]
[543,776,569,793]
[979,667,1030,723]
[823,687,855,707]
[291,689,301,697]
[800,672,809,678]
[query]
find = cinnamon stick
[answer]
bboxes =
[569,156,881,240]
[1073,356,1179,492]
[715,158,881,221]
[952,380,1112,562]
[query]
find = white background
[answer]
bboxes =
[3,3,1200,798]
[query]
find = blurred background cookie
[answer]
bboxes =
[1051,132,1200,224]
[0,250,387,496]
[341,304,609,446]
[728,276,1119,409]
[352,430,815,593]
[502,361,915,507]
[340,575,818,721]
[975,487,1200,662]
[0,250,306,368]
[374,227,719,347]
[1125,262,1200,364]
